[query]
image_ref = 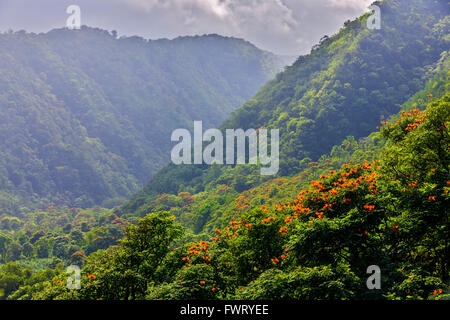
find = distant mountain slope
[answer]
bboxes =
[126,0,449,208]
[0,28,286,211]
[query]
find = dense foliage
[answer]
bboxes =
[126,0,449,206]
[6,93,447,300]
[0,0,449,301]
[0,29,286,210]
[0,205,134,299]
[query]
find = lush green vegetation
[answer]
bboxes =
[126,0,448,206]
[4,92,447,300]
[140,50,448,236]
[0,29,286,210]
[0,205,135,299]
[0,0,449,301]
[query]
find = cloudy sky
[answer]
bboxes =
[0,0,374,55]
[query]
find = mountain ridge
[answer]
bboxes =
[0,27,288,211]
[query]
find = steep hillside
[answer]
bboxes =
[0,28,286,211]
[225,0,448,175]
[120,56,449,233]
[126,0,449,209]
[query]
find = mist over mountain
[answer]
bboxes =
[0,27,289,211]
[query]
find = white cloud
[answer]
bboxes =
[124,0,230,17]
[121,0,296,32]
[0,0,374,55]
[325,0,373,10]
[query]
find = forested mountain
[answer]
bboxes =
[126,0,449,208]
[0,28,287,211]
[0,0,449,301]
[119,48,450,231]
[2,60,447,301]
[224,0,448,174]
[120,55,450,233]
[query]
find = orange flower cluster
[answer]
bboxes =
[284,216,294,224]
[181,241,213,264]
[271,252,289,264]
[292,161,379,223]
[401,109,425,131]
[215,184,232,195]
[279,226,288,234]
[311,180,326,192]
[178,160,394,273]
[400,109,422,119]
[314,212,324,219]
[408,181,418,188]
[428,196,436,201]
[261,217,276,224]
[211,222,242,242]
[187,241,210,255]
[235,193,251,212]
